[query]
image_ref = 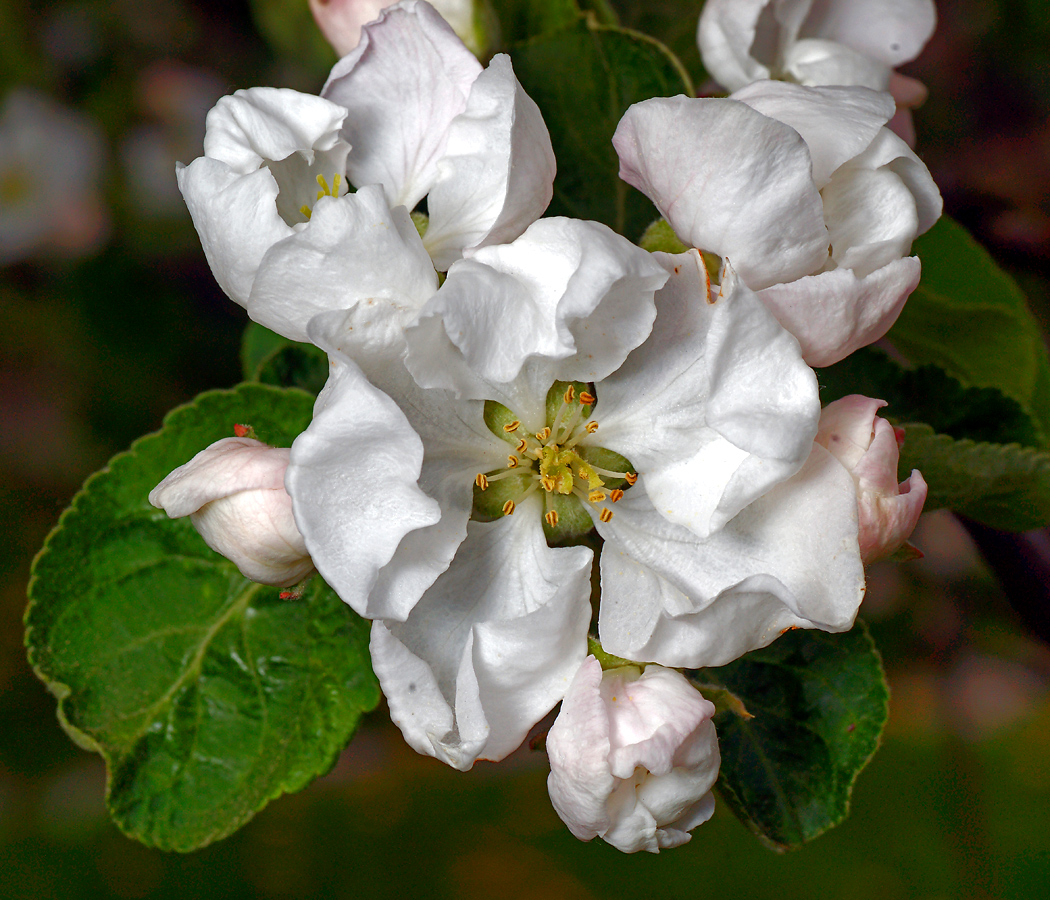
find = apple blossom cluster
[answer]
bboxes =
[152,0,939,853]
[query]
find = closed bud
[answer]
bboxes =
[149,437,314,588]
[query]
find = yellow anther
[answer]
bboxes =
[599,508,614,523]
[609,489,624,503]
[300,204,312,219]
[624,473,638,486]
[588,490,606,503]
[503,420,521,433]
[563,385,576,404]
[585,421,599,434]
[541,475,556,492]
[536,426,552,441]
[545,510,559,528]
[503,500,516,516]
[516,438,528,453]
[579,391,596,406]
[475,473,489,490]
[507,455,519,468]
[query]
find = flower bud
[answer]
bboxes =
[546,656,720,853]
[816,395,927,563]
[149,437,314,587]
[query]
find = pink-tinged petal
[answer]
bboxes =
[816,394,887,472]
[247,184,437,341]
[372,496,592,770]
[614,97,829,290]
[176,160,292,307]
[596,444,864,668]
[731,81,894,187]
[810,0,937,68]
[309,0,396,57]
[696,0,774,91]
[781,38,891,91]
[407,218,666,391]
[424,54,556,270]
[888,71,928,109]
[859,468,927,563]
[285,346,442,619]
[757,256,921,367]
[322,0,483,209]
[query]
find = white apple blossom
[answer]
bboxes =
[149,437,314,588]
[310,0,483,57]
[817,395,927,563]
[614,81,942,367]
[177,0,554,342]
[697,0,936,95]
[546,656,720,853]
[285,227,865,768]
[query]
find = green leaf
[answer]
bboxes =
[248,0,337,82]
[489,0,582,46]
[241,322,328,396]
[898,424,1050,531]
[510,18,693,240]
[26,384,380,851]
[819,347,1044,449]
[889,216,1050,441]
[241,322,292,381]
[696,623,888,851]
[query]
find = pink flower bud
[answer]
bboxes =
[309,0,481,57]
[816,395,928,564]
[149,437,314,588]
[546,656,720,853]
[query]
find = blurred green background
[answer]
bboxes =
[2,0,1050,897]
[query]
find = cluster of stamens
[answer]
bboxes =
[299,173,342,220]
[475,384,637,529]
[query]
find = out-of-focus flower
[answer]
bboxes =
[149,437,314,588]
[614,82,942,366]
[546,656,720,853]
[816,395,927,563]
[178,0,554,342]
[310,0,484,57]
[0,89,109,264]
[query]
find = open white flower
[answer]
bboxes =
[614,81,942,366]
[285,226,864,767]
[178,0,554,341]
[547,657,720,853]
[698,0,936,95]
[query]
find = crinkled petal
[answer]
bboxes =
[731,81,894,187]
[807,0,937,68]
[202,87,350,173]
[372,496,592,770]
[247,184,437,341]
[696,0,774,91]
[782,38,891,91]
[285,346,442,619]
[823,165,919,276]
[596,445,864,668]
[406,218,666,391]
[595,255,819,538]
[757,256,921,367]
[322,0,482,209]
[816,394,887,472]
[177,160,293,307]
[859,468,927,563]
[614,97,829,289]
[424,54,556,270]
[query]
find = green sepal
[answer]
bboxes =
[25,384,380,851]
[639,218,688,254]
[696,623,889,851]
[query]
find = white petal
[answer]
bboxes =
[757,256,921,367]
[247,184,437,341]
[596,444,864,668]
[808,0,937,68]
[285,347,442,619]
[696,0,774,91]
[731,81,894,188]
[322,0,483,210]
[614,97,829,289]
[596,256,819,537]
[424,54,556,270]
[823,165,918,277]
[781,38,892,91]
[177,160,292,307]
[406,218,666,390]
[373,496,592,770]
[202,87,350,173]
